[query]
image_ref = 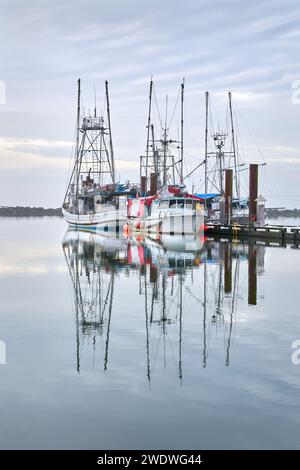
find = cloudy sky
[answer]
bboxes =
[0,0,300,208]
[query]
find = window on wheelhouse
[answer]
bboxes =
[158,200,169,209]
[176,199,185,209]
[185,199,194,209]
[169,200,177,208]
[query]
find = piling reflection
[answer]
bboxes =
[62,230,265,380]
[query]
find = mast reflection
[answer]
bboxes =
[62,230,128,372]
[62,230,265,379]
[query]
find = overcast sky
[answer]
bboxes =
[0,0,300,207]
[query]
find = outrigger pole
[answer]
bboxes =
[105,80,115,184]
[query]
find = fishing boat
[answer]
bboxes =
[62,79,133,233]
[128,185,205,234]
[127,79,205,235]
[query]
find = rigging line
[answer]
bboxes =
[208,94,215,137]
[225,101,229,135]
[235,107,266,164]
[184,93,199,150]
[168,85,181,130]
[182,101,195,178]
[183,158,206,180]
[151,320,164,364]
[153,84,163,131]
[66,120,77,185]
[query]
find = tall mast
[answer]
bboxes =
[75,78,81,201]
[228,92,239,201]
[105,80,115,184]
[151,124,158,176]
[204,91,209,195]
[218,134,224,194]
[145,78,153,194]
[163,94,168,186]
[180,79,185,183]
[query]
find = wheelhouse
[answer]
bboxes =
[153,198,202,210]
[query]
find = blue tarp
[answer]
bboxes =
[195,193,220,200]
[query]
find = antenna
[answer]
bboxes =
[93,85,97,117]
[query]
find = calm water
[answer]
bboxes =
[0,217,300,450]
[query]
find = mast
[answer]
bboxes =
[151,124,158,176]
[75,79,81,203]
[228,92,239,201]
[218,135,223,194]
[180,79,185,183]
[204,91,209,195]
[105,80,115,184]
[145,78,153,194]
[163,94,168,186]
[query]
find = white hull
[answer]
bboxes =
[62,229,127,252]
[62,207,127,232]
[129,212,205,235]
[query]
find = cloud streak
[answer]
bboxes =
[0,0,300,207]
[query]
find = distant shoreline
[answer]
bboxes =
[0,206,299,218]
[265,208,300,218]
[0,206,63,217]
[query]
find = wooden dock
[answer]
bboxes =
[205,224,300,246]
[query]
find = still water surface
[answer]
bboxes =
[0,217,300,450]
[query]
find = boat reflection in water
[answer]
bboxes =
[62,230,128,373]
[62,229,265,381]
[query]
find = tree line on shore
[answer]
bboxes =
[0,206,62,216]
[0,206,299,218]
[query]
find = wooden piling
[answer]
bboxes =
[141,176,146,194]
[249,164,258,224]
[225,169,233,225]
[248,243,257,305]
[150,173,157,196]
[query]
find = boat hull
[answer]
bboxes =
[129,213,205,235]
[62,207,127,233]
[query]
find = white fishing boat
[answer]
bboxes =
[128,185,205,234]
[127,79,205,235]
[62,79,133,233]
